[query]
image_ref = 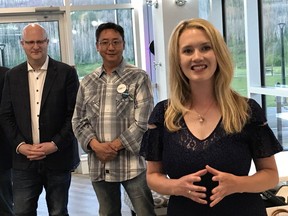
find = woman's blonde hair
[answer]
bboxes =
[165,18,249,133]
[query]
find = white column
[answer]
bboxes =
[150,0,199,101]
[244,0,262,104]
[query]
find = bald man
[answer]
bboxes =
[0,23,80,216]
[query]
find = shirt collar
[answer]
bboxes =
[98,58,126,78]
[27,56,49,72]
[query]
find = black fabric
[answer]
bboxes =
[140,99,283,216]
[0,58,80,171]
[0,66,12,171]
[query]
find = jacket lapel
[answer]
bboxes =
[41,58,57,109]
[17,63,33,142]
[19,63,31,112]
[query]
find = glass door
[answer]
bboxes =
[0,13,66,68]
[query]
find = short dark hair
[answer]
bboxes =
[95,22,125,42]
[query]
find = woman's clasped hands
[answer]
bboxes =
[176,165,239,207]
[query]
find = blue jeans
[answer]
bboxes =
[12,162,71,216]
[0,169,13,216]
[92,171,156,216]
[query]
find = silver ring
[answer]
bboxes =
[188,190,192,194]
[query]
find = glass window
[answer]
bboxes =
[71,0,131,6]
[224,0,247,97]
[71,9,134,78]
[265,95,288,149]
[262,0,288,149]
[198,0,211,19]
[262,1,287,88]
[0,0,63,7]
[0,21,61,68]
[0,0,130,7]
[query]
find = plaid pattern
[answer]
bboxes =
[72,59,154,182]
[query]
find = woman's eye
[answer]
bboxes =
[183,48,193,54]
[202,45,212,51]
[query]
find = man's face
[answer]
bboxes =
[21,25,49,65]
[96,29,124,67]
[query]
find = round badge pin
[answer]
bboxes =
[117,84,127,93]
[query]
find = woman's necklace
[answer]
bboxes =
[192,101,215,123]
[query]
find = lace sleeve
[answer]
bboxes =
[140,127,163,161]
[247,99,283,158]
[139,100,167,161]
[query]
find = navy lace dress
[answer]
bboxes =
[140,99,283,216]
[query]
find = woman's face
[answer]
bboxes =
[178,28,217,84]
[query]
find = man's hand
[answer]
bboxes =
[109,138,123,151]
[18,143,46,160]
[33,142,58,156]
[89,139,118,162]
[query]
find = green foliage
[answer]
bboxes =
[76,60,134,79]
[232,66,287,107]
[76,63,101,79]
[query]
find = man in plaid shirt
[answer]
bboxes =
[72,22,156,216]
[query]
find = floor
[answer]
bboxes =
[37,173,132,216]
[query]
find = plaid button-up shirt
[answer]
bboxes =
[72,59,154,182]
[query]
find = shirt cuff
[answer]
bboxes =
[51,141,58,151]
[16,142,26,154]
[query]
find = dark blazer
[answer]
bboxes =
[0,66,11,171]
[0,57,80,171]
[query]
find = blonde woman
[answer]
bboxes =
[140,18,283,216]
